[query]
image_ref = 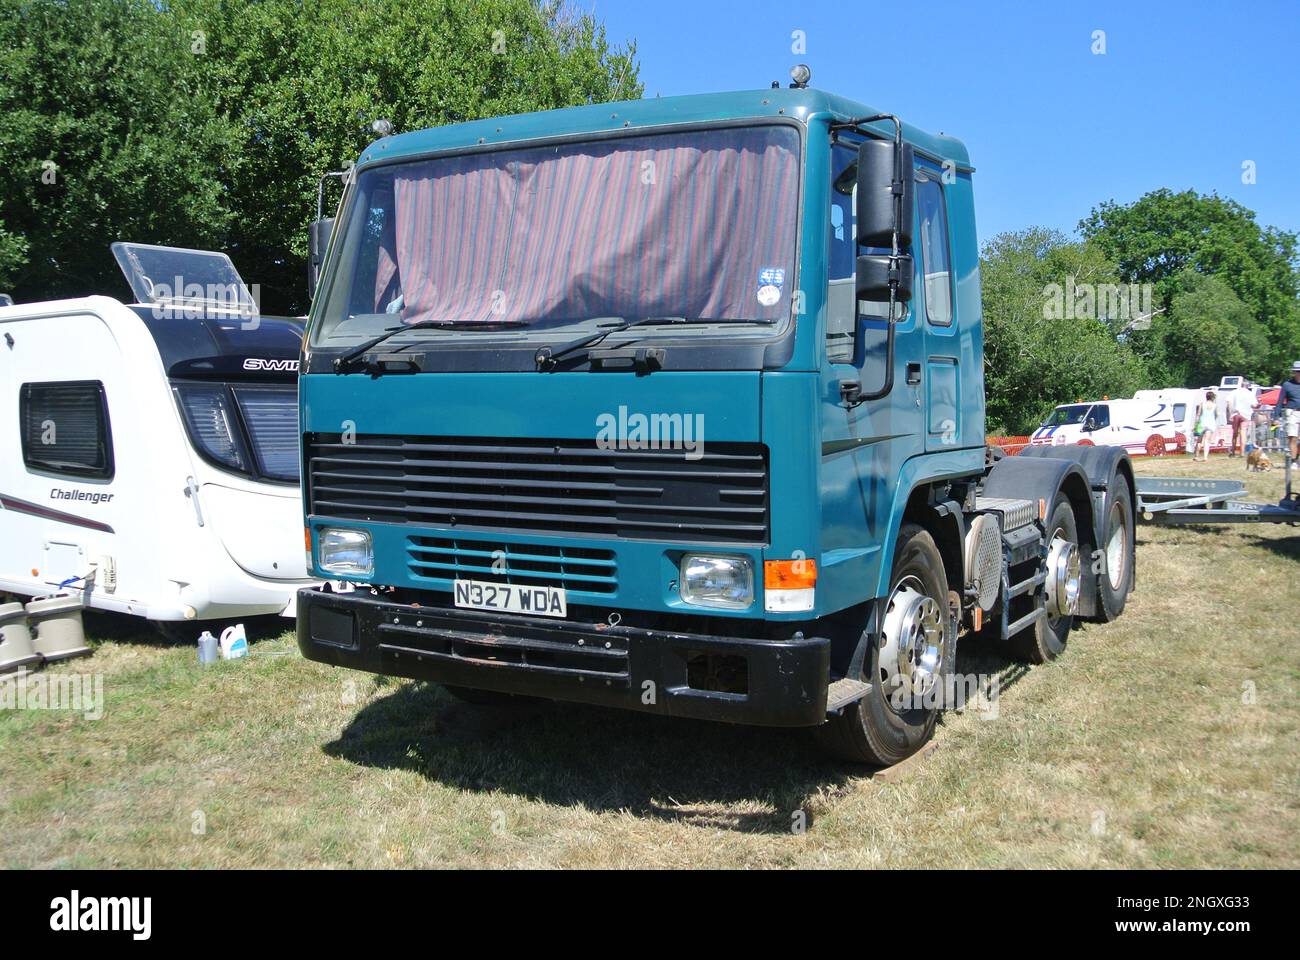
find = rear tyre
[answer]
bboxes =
[1092,480,1135,622]
[1005,499,1079,664]
[814,524,955,766]
[1145,435,1166,457]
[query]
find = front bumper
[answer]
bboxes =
[296,586,830,727]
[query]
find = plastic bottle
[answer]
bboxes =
[219,623,249,660]
[198,630,218,665]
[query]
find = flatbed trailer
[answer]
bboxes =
[1135,464,1300,526]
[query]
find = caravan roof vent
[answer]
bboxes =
[111,242,256,318]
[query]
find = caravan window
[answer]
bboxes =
[20,381,114,480]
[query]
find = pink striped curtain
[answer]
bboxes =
[372,127,799,326]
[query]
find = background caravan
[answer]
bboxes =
[0,243,315,638]
[1030,397,1196,456]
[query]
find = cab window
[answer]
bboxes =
[827,143,857,363]
[916,173,953,327]
[827,141,892,364]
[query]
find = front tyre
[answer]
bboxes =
[814,524,955,766]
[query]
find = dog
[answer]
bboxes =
[1247,448,1272,472]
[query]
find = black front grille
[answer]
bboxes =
[408,537,617,595]
[306,433,769,545]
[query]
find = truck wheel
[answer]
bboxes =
[814,524,955,766]
[1093,480,1134,621]
[1007,500,1079,664]
[1145,435,1166,457]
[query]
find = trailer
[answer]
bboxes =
[1132,473,1300,525]
[0,243,316,635]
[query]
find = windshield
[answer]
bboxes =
[312,124,800,349]
[1044,404,1092,427]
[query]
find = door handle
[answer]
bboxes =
[906,362,922,385]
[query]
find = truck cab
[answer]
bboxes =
[295,85,1135,765]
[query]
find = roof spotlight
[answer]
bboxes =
[789,64,811,88]
[371,118,393,138]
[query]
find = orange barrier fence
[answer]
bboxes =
[987,435,1030,455]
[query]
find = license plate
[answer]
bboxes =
[452,579,567,618]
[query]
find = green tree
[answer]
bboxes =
[1080,188,1300,379]
[170,0,642,312]
[0,222,26,289]
[980,227,1148,435]
[0,0,640,312]
[1152,270,1268,387]
[0,0,238,302]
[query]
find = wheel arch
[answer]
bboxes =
[1017,443,1134,548]
[901,486,965,601]
[869,449,986,602]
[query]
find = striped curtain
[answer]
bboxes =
[373,127,799,326]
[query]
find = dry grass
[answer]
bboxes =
[1,453,1296,868]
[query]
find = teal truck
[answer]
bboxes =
[294,78,1136,765]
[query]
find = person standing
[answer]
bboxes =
[1229,385,1256,456]
[1194,390,1217,462]
[1274,361,1300,464]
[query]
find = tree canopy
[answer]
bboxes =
[0,0,641,311]
[1080,188,1300,382]
[980,228,1148,435]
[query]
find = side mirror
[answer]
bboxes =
[1084,418,1098,432]
[855,138,914,248]
[307,217,335,301]
[856,253,913,303]
[854,138,914,305]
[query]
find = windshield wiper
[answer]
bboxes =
[334,319,526,372]
[534,316,703,371]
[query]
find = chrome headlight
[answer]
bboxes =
[678,554,753,610]
[318,528,373,577]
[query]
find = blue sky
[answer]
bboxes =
[587,0,1300,248]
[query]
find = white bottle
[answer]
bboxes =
[219,623,249,660]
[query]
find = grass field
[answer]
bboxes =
[2,454,1297,868]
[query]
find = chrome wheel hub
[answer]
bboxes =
[1045,536,1081,619]
[878,576,944,709]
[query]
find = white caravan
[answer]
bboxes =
[0,244,313,634]
[1140,386,1237,453]
[1030,396,1198,456]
